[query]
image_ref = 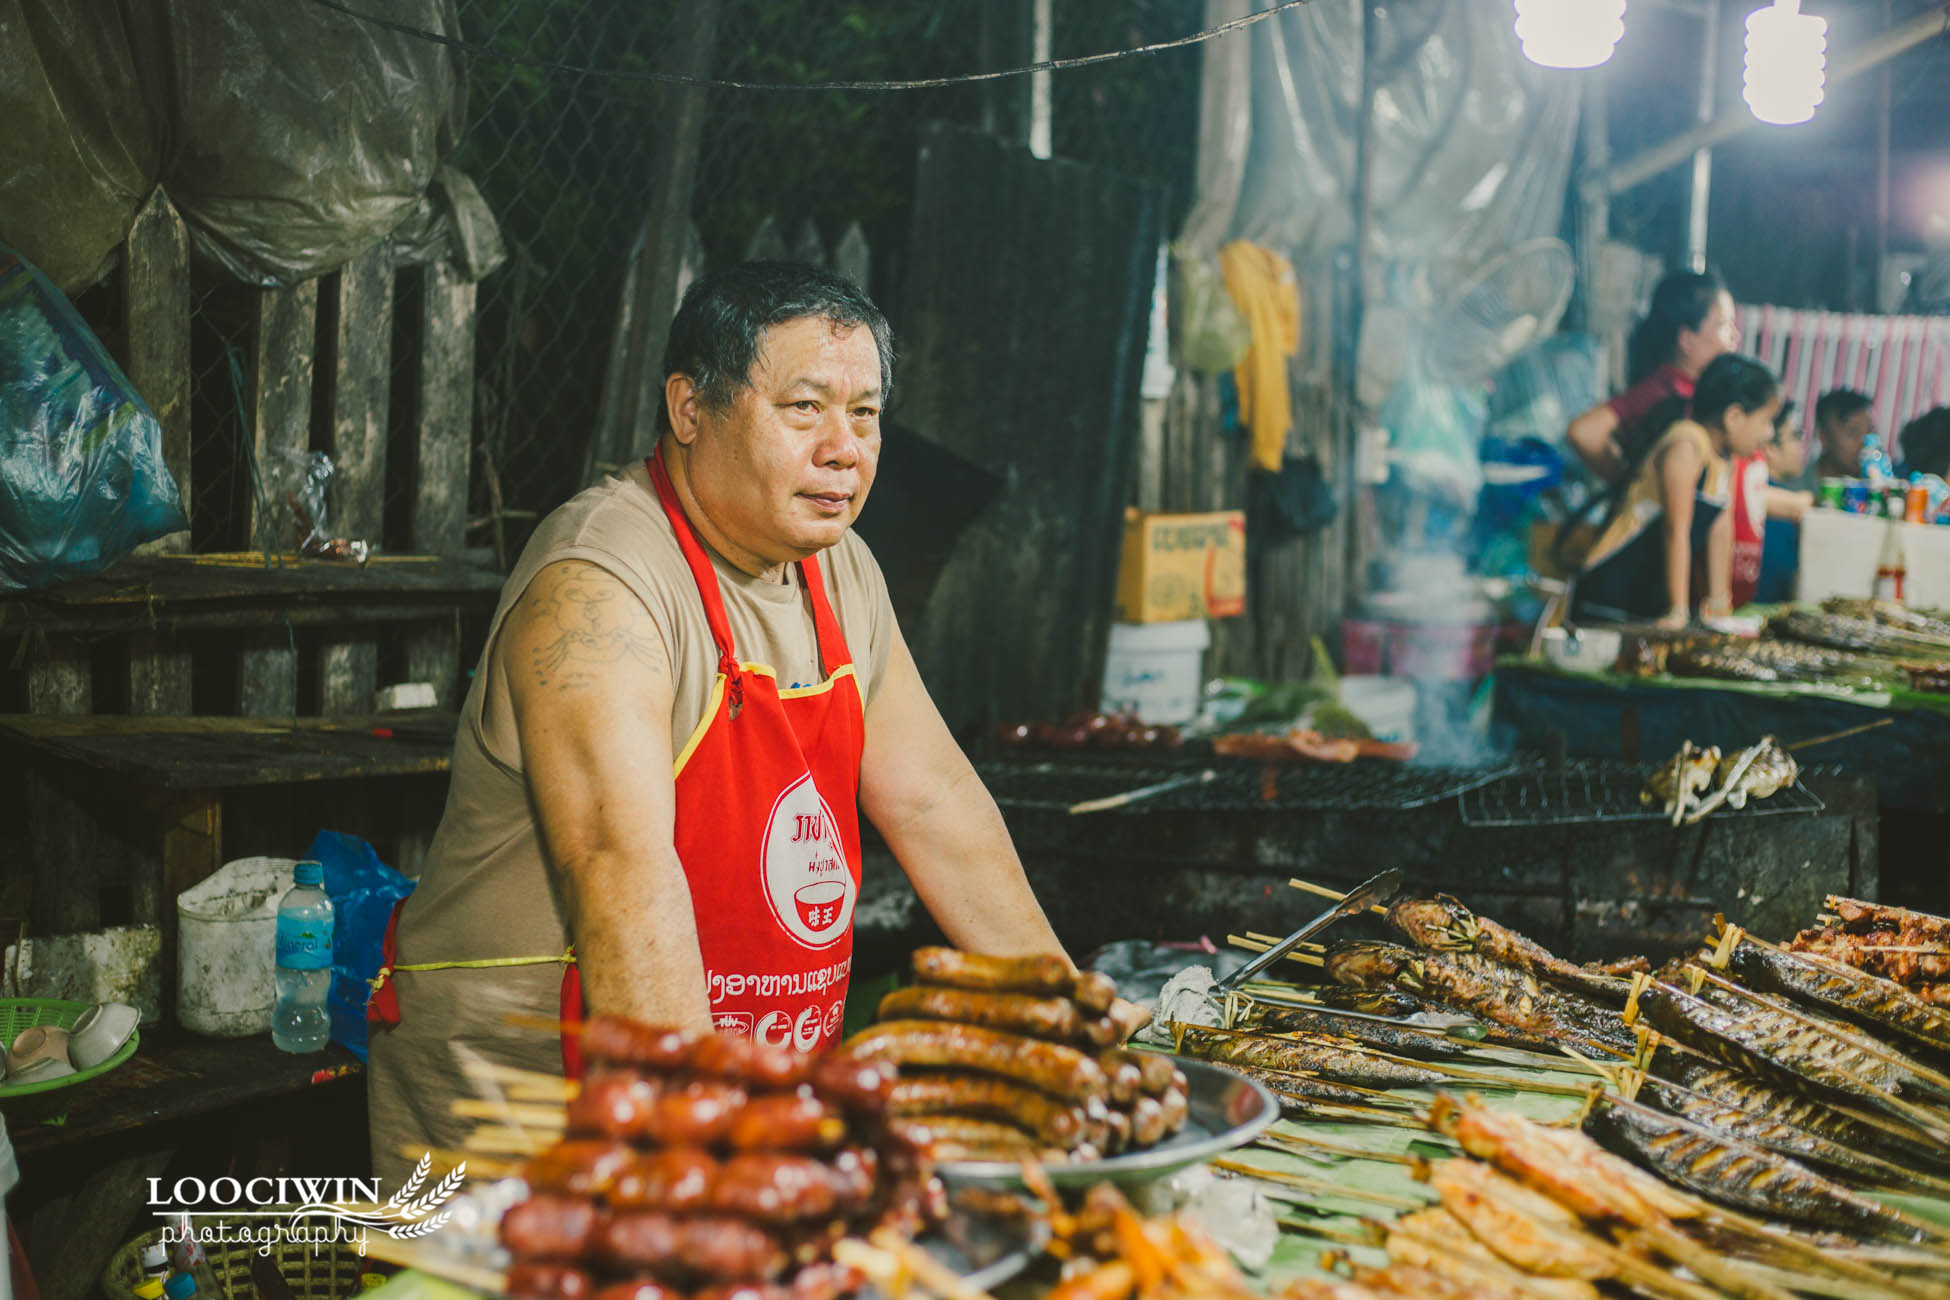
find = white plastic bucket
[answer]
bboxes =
[1339,675,1418,743]
[1101,619,1211,725]
[177,857,294,1037]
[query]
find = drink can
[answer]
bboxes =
[1887,486,1910,519]
[1909,483,1931,524]
[1841,479,1870,513]
[1817,477,1846,509]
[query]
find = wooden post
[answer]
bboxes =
[239,280,318,717]
[120,191,195,713]
[319,247,396,714]
[404,263,476,706]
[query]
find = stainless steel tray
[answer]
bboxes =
[934,1054,1277,1188]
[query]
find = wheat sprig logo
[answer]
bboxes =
[288,1153,466,1239]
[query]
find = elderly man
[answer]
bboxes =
[367,263,1064,1179]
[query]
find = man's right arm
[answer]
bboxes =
[500,559,713,1033]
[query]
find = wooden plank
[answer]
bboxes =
[320,247,396,714]
[5,553,503,607]
[25,639,91,714]
[241,281,318,717]
[24,764,102,934]
[404,263,477,708]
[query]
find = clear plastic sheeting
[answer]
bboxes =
[0,0,482,294]
[1232,0,1580,288]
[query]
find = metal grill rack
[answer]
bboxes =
[974,753,1519,815]
[1457,758,1829,827]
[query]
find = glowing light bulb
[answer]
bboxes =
[1743,0,1827,125]
[1514,0,1628,70]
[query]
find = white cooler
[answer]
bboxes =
[1797,509,1950,607]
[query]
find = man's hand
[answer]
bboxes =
[501,559,713,1033]
[860,627,1066,963]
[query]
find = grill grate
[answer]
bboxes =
[974,752,1519,814]
[1457,758,1828,827]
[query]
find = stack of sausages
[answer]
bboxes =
[847,949,1189,1163]
[499,1016,941,1300]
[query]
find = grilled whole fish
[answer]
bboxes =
[1220,1062,1395,1110]
[1629,980,1950,1140]
[1725,929,1950,1057]
[1240,1001,1483,1059]
[1172,1024,1450,1089]
[1629,1069,1950,1195]
[1310,984,1561,1051]
[1584,1094,1942,1243]
[1384,894,1632,1005]
[1328,941,1635,1057]
[1652,1056,1912,1156]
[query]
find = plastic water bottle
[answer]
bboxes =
[1861,432,1893,489]
[273,860,333,1053]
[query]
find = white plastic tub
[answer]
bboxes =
[1101,619,1211,725]
[177,857,295,1037]
[1339,675,1418,743]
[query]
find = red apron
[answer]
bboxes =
[371,449,867,1079]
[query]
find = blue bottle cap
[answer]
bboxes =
[293,860,323,886]
[163,1272,198,1300]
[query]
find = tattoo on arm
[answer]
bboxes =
[525,567,666,692]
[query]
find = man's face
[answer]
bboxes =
[679,317,883,566]
[1821,409,1872,475]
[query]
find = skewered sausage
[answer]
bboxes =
[708,1153,844,1223]
[806,1052,896,1117]
[877,985,1083,1041]
[1100,1047,1179,1097]
[726,1093,847,1152]
[848,1020,1109,1102]
[688,1034,814,1088]
[1098,1055,1141,1104]
[500,1194,602,1257]
[1157,1085,1189,1135]
[506,1262,594,1300]
[887,1072,1088,1145]
[580,1018,695,1070]
[567,1070,662,1139]
[910,948,1074,997]
[594,1211,788,1281]
[643,1080,750,1145]
[891,1114,1037,1150]
[1100,1106,1131,1154]
[691,1262,854,1300]
[609,1148,718,1212]
[826,1146,879,1201]
[524,1140,636,1197]
[592,1283,680,1300]
[1127,1095,1167,1148]
[1073,971,1117,1015]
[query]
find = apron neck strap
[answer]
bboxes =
[648,449,741,681]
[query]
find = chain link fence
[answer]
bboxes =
[452,0,1203,564]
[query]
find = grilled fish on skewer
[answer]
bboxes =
[1384,1208,1602,1300]
[1240,1001,1485,1059]
[1172,1024,1452,1090]
[1328,941,1635,1057]
[1421,1159,1612,1281]
[1718,926,1950,1057]
[1384,894,1632,1005]
[1584,1094,1945,1244]
[1650,1057,1938,1171]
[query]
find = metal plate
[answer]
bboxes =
[934,1055,1277,1188]
[888,1197,1051,1294]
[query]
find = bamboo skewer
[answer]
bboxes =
[1247,929,1327,953]
[459,1058,580,1100]
[1289,877,1389,915]
[1228,934,1323,967]
[1254,1130,1426,1166]
[1787,716,1896,752]
[461,1125,560,1155]
[1210,1159,1430,1211]
[449,1098,571,1128]
[1183,1023,1597,1100]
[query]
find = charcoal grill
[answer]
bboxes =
[1457,758,1829,827]
[973,752,1518,815]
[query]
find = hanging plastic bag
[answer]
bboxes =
[1379,351,1486,508]
[0,242,186,592]
[305,829,416,1062]
[1171,246,1252,374]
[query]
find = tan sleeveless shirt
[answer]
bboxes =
[397,460,896,967]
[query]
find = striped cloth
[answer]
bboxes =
[1736,304,1950,460]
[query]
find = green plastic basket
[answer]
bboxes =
[103,1213,363,1300]
[0,997,141,1102]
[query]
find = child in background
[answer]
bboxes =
[1755,399,1810,604]
[1574,355,1782,628]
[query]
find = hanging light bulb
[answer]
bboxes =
[1744,0,1828,125]
[1513,0,1628,70]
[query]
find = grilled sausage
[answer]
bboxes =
[580,1018,695,1070]
[592,1283,680,1300]
[642,1079,750,1145]
[566,1070,661,1139]
[727,1092,848,1152]
[1098,1055,1141,1104]
[887,1072,1087,1146]
[609,1147,717,1212]
[1127,1095,1167,1148]
[1073,972,1117,1015]
[827,1146,880,1201]
[807,1052,897,1117]
[506,1262,594,1300]
[1157,1084,1189,1136]
[688,1033,815,1088]
[877,985,1083,1041]
[687,1261,856,1300]
[1101,1106,1131,1154]
[910,948,1074,997]
[499,1194,602,1257]
[892,1114,1038,1149]
[594,1211,787,1281]
[1101,1047,1178,1097]
[524,1140,636,1197]
[707,1153,845,1223]
[848,1020,1108,1102]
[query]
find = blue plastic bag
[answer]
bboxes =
[0,243,187,591]
[305,830,416,1062]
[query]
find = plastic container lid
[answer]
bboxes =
[139,1242,170,1274]
[164,1272,198,1300]
[292,860,323,886]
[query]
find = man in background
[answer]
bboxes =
[1809,389,1874,483]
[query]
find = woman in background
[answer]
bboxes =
[1574,355,1781,628]
[1567,270,1740,482]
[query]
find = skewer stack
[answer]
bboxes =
[493,1016,942,1300]
[847,948,1187,1162]
[1791,894,1950,1002]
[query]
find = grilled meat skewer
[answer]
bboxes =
[1827,896,1950,940]
[1720,927,1950,1058]
[1172,1025,1452,1090]
[1384,895,1633,1006]
[1584,1094,1945,1244]
[1790,925,1950,985]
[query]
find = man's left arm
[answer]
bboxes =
[858,626,1067,962]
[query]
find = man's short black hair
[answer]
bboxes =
[1900,407,1950,480]
[1815,388,1873,428]
[658,261,893,434]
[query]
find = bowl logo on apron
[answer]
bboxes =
[761,772,855,949]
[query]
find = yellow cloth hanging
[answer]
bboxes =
[1218,241,1301,473]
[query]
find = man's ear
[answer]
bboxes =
[666,375,702,445]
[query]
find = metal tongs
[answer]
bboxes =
[1216,866,1403,991]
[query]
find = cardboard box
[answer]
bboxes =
[1113,509,1246,622]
